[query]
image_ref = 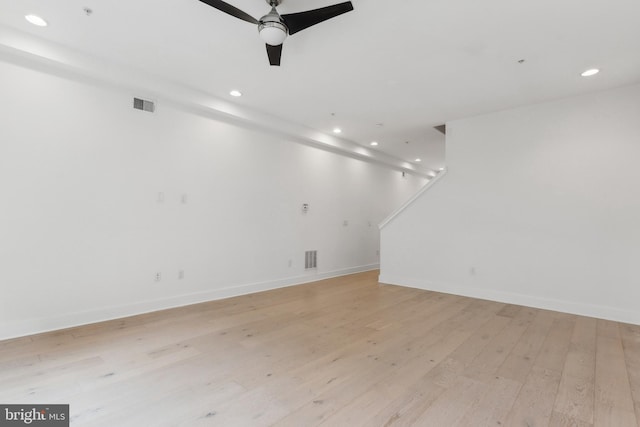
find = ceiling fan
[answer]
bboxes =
[198,0,354,66]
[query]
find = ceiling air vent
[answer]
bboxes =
[305,250,317,270]
[133,97,155,113]
[434,124,446,135]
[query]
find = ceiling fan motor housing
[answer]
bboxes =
[258,8,288,45]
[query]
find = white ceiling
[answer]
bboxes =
[1,0,640,175]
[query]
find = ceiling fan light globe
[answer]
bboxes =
[259,21,288,46]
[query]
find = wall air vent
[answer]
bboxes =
[305,250,317,270]
[434,124,446,135]
[133,97,155,113]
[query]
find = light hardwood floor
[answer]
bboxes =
[1,271,639,426]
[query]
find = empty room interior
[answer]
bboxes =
[1,0,640,426]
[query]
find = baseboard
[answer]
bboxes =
[0,264,379,341]
[378,274,640,326]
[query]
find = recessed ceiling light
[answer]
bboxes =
[415,158,422,162]
[370,141,378,146]
[439,167,445,171]
[25,14,48,27]
[229,90,242,97]
[333,128,342,134]
[581,68,600,77]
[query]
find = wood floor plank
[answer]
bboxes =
[554,375,596,426]
[457,375,522,426]
[620,322,640,414]
[504,366,563,426]
[549,410,594,427]
[594,320,638,426]
[535,317,576,372]
[447,313,511,366]
[411,375,489,426]
[553,316,597,425]
[1,270,639,426]
[497,309,556,382]
[496,304,523,318]
[463,305,537,382]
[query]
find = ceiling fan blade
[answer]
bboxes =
[266,44,283,66]
[281,1,353,36]
[198,0,258,24]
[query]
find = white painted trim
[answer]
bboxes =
[378,169,448,230]
[0,265,379,341]
[379,274,640,326]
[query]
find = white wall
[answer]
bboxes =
[380,83,640,324]
[0,60,427,340]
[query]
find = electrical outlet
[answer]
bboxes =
[155,272,161,282]
[288,259,292,268]
[178,270,184,280]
